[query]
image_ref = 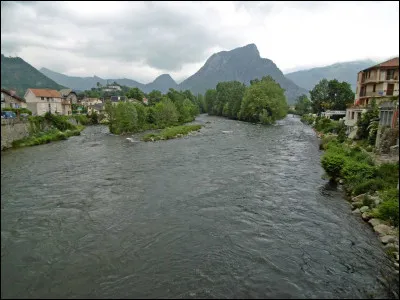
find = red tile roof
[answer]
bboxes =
[29,89,61,98]
[364,57,399,71]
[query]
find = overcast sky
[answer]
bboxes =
[1,1,399,83]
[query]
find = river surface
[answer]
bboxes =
[1,114,398,299]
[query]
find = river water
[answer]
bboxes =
[1,114,398,298]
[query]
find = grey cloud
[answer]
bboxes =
[1,1,240,72]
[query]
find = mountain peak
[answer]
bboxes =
[153,74,176,85]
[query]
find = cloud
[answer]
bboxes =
[1,1,399,83]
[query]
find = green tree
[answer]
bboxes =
[310,79,330,114]
[205,89,217,115]
[148,90,162,105]
[126,87,144,101]
[215,81,246,119]
[310,79,354,114]
[239,76,287,124]
[294,94,312,115]
[357,98,379,144]
[153,98,179,127]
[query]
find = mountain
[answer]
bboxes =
[40,68,177,94]
[1,54,65,97]
[285,59,377,92]
[178,44,308,103]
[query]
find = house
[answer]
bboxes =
[102,84,121,92]
[60,89,78,104]
[89,103,105,115]
[24,88,71,116]
[82,98,102,107]
[1,88,27,109]
[345,57,399,138]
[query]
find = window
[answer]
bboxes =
[41,97,44,100]
[351,112,355,119]
[373,84,376,92]
[386,69,395,80]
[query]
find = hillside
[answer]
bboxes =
[1,54,65,97]
[178,44,308,103]
[285,60,377,92]
[40,68,177,94]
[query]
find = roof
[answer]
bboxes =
[363,57,399,71]
[1,88,26,102]
[29,89,62,98]
[59,88,74,97]
[93,103,104,111]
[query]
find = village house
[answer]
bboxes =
[60,89,78,104]
[345,57,399,138]
[1,88,27,109]
[24,88,72,116]
[110,96,127,105]
[88,103,105,115]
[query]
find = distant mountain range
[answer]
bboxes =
[1,45,381,103]
[39,44,307,103]
[1,54,65,97]
[285,59,377,92]
[39,68,178,94]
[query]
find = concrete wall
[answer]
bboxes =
[1,119,30,150]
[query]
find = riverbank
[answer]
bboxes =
[141,124,202,142]
[303,116,400,277]
[3,113,90,151]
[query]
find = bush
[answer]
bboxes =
[377,199,399,227]
[142,124,202,142]
[2,107,33,115]
[321,152,346,179]
[73,114,90,125]
[300,114,315,125]
[375,163,399,186]
[44,113,77,131]
[353,178,389,196]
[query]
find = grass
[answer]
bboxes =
[12,126,84,148]
[142,124,202,142]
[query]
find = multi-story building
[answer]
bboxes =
[24,89,72,116]
[345,57,399,137]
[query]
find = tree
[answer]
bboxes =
[294,94,312,115]
[310,79,329,114]
[239,76,287,124]
[205,89,217,115]
[357,98,379,144]
[215,81,246,119]
[148,90,162,105]
[310,78,354,114]
[126,87,144,101]
[153,98,179,127]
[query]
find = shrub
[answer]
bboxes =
[375,163,399,187]
[377,199,399,227]
[353,178,389,196]
[321,152,346,179]
[73,114,90,125]
[341,160,375,184]
[44,113,77,131]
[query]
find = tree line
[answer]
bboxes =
[204,76,288,124]
[104,88,203,135]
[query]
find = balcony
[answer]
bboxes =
[361,77,378,84]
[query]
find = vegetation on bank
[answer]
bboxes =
[142,124,202,142]
[11,112,84,149]
[204,76,288,124]
[105,89,201,135]
[320,136,399,226]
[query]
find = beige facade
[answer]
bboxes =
[24,89,71,116]
[1,89,27,109]
[355,58,399,106]
[345,57,399,138]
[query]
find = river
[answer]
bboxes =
[1,114,398,298]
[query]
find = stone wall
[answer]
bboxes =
[375,125,399,155]
[1,119,30,150]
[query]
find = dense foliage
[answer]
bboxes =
[105,88,201,135]
[356,99,379,145]
[294,94,312,116]
[310,78,354,114]
[205,76,287,124]
[142,125,202,142]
